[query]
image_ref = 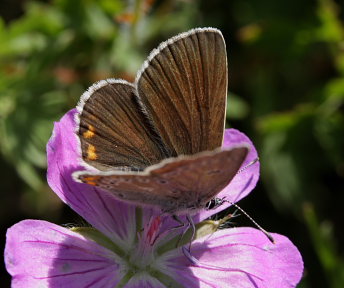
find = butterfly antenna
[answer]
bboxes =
[231,157,274,242]
[237,157,259,174]
[226,200,275,243]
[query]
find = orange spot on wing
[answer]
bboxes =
[83,176,98,181]
[83,125,95,138]
[85,181,97,186]
[81,176,99,186]
[86,144,98,160]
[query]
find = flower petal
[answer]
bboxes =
[125,275,168,288]
[167,227,303,288]
[47,109,157,244]
[5,220,123,288]
[198,129,260,221]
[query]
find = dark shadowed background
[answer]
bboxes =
[1,0,343,287]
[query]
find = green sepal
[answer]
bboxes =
[70,226,126,258]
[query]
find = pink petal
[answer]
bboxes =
[169,227,303,288]
[198,129,260,221]
[125,276,167,288]
[47,109,157,241]
[5,220,122,288]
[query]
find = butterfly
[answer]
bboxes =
[73,27,249,216]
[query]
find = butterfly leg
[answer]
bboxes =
[170,214,196,253]
[172,215,188,248]
[149,214,187,246]
[171,215,195,251]
[186,214,195,253]
[172,214,185,227]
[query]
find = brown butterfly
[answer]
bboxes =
[73,27,249,215]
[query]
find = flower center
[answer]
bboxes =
[71,211,227,287]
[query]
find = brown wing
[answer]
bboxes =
[76,79,170,171]
[74,146,248,215]
[136,28,227,156]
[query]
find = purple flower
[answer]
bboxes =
[5,109,303,287]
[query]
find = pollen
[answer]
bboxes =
[83,125,95,138]
[86,144,98,160]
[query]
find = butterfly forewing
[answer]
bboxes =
[77,80,170,171]
[136,28,227,156]
[76,146,248,214]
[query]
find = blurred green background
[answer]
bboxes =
[1,0,343,287]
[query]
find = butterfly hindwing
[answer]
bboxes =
[75,146,248,214]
